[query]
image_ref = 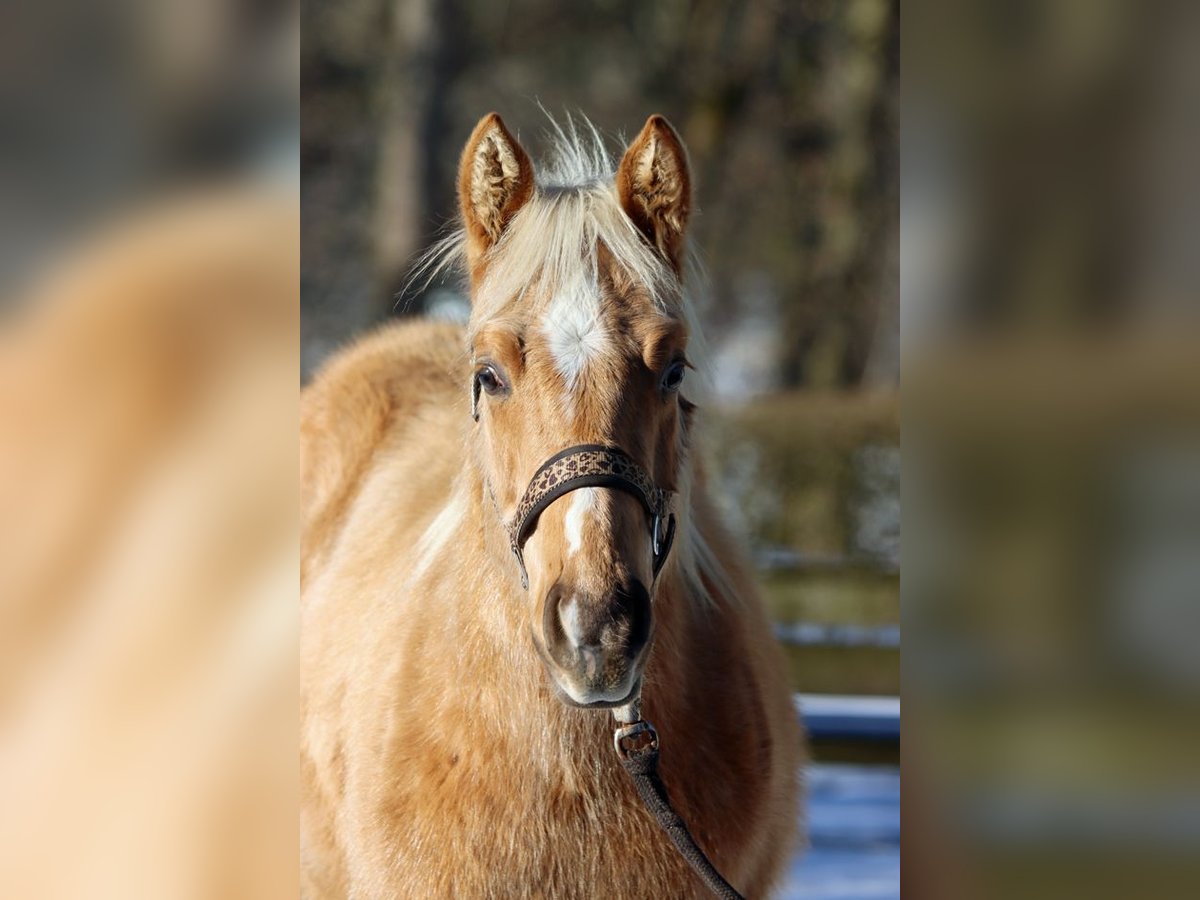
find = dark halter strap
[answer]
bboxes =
[507,444,677,590]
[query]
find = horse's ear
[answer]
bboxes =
[616,115,692,272]
[458,113,535,267]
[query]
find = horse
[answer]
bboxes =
[300,113,803,898]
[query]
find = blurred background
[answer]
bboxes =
[302,2,899,896]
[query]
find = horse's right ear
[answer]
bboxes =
[457,113,535,269]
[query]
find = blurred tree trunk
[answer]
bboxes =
[777,0,898,390]
[856,0,899,388]
[372,0,457,318]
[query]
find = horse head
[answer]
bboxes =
[457,113,696,708]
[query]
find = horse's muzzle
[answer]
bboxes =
[540,578,651,707]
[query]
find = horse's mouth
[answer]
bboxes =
[550,676,643,710]
[530,624,648,710]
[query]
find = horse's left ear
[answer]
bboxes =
[616,115,692,272]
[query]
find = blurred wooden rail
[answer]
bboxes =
[796,694,900,742]
[775,622,900,648]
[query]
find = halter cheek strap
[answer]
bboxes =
[506,444,676,590]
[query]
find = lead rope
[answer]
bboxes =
[613,702,746,900]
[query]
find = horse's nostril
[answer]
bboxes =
[542,582,569,650]
[613,580,652,659]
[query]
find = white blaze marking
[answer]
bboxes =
[564,487,598,557]
[541,276,610,398]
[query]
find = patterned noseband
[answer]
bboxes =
[507,444,677,591]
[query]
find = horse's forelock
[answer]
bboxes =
[470,183,680,327]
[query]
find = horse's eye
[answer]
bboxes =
[476,366,505,395]
[662,361,686,393]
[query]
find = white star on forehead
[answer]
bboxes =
[541,274,612,396]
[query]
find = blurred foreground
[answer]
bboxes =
[0,189,299,900]
[0,1,299,897]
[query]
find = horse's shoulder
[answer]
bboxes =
[300,318,466,582]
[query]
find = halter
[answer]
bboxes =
[506,444,677,590]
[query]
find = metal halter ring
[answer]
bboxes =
[613,719,660,761]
